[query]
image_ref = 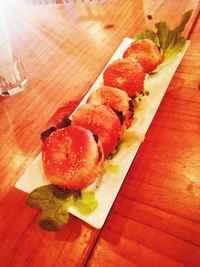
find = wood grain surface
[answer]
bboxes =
[87,10,200,267]
[0,1,199,266]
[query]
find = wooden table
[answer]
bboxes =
[0,1,199,266]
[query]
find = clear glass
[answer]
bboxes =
[0,10,27,96]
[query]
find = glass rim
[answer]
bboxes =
[0,37,10,48]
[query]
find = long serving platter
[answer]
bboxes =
[15,37,189,229]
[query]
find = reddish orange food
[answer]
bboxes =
[71,103,122,158]
[42,126,103,189]
[87,86,133,128]
[123,39,163,73]
[103,58,145,97]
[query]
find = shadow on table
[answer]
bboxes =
[0,187,83,241]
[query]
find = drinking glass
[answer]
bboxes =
[0,11,27,96]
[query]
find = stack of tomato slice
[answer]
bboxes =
[42,39,163,190]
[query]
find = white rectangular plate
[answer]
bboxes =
[15,38,189,229]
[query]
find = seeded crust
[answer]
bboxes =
[42,126,103,189]
[103,58,146,97]
[123,39,163,73]
[71,103,123,158]
[87,86,133,128]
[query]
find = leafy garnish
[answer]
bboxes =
[107,140,124,160]
[73,190,98,214]
[41,116,71,143]
[103,161,120,174]
[40,127,56,143]
[27,185,97,231]
[56,115,71,129]
[106,128,145,160]
[134,87,149,104]
[136,29,160,47]
[136,10,193,60]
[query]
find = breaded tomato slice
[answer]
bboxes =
[123,39,163,73]
[87,86,133,129]
[71,103,122,158]
[103,58,145,97]
[42,126,103,189]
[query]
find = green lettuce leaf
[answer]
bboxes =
[155,21,170,51]
[155,9,192,58]
[27,185,97,231]
[136,29,160,47]
[73,190,98,215]
[136,10,193,60]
